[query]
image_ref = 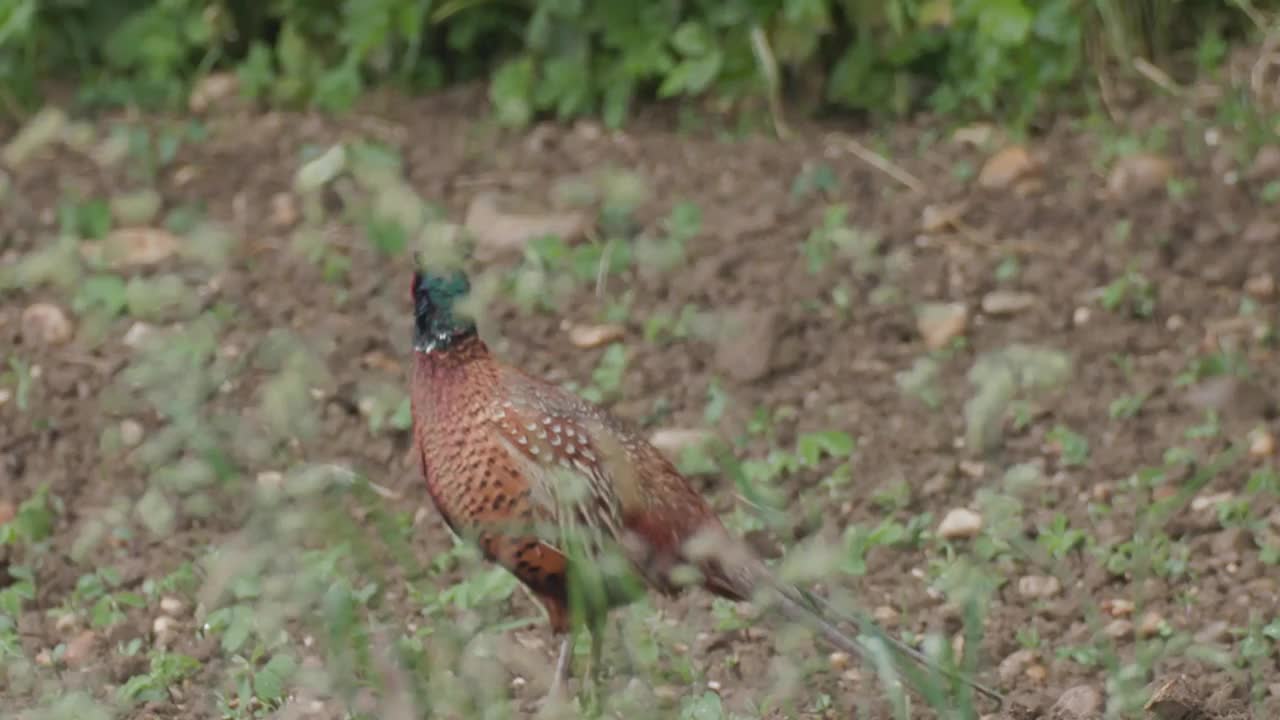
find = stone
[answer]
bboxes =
[938,508,983,540]
[1107,154,1173,197]
[979,146,1035,189]
[567,323,626,349]
[21,303,73,345]
[1018,575,1063,600]
[998,648,1036,685]
[1050,684,1103,719]
[981,290,1036,315]
[714,306,782,382]
[917,302,968,350]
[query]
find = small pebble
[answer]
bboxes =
[153,616,177,646]
[63,630,97,667]
[649,429,715,458]
[1191,491,1234,512]
[1073,307,1090,326]
[188,72,239,112]
[921,202,968,233]
[998,648,1036,685]
[21,303,73,345]
[952,124,995,147]
[652,685,681,702]
[54,613,78,634]
[566,323,626,349]
[1245,273,1276,299]
[122,322,156,348]
[1017,575,1062,600]
[872,605,899,626]
[921,474,951,497]
[1103,619,1133,640]
[1107,153,1173,197]
[1249,428,1275,458]
[270,192,299,228]
[828,651,851,670]
[938,508,983,540]
[1052,684,1104,718]
[102,228,179,268]
[978,146,1035,189]
[1137,610,1166,638]
[981,290,1036,315]
[119,419,144,448]
[159,596,186,616]
[917,302,968,350]
[1101,598,1135,617]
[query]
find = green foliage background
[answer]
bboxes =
[0,0,1270,127]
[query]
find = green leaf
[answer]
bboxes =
[237,43,276,100]
[0,0,36,47]
[60,198,112,239]
[390,397,412,430]
[977,0,1032,46]
[490,58,535,127]
[657,52,722,98]
[679,691,725,719]
[366,216,408,256]
[90,596,123,628]
[796,430,855,467]
[536,55,591,118]
[221,607,253,653]
[295,144,347,192]
[276,22,311,76]
[314,64,363,112]
[323,581,357,638]
[116,591,146,608]
[601,80,634,128]
[671,22,711,56]
[254,653,297,702]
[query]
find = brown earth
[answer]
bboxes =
[2,81,1280,719]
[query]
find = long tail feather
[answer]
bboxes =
[689,525,1004,709]
[765,578,1004,709]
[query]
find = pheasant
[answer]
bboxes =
[407,259,1003,709]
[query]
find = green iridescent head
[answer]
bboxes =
[411,258,476,353]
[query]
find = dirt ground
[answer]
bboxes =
[3,80,1280,719]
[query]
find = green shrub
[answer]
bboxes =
[0,0,1266,127]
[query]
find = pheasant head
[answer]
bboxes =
[411,264,476,353]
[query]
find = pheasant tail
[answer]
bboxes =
[691,528,1003,708]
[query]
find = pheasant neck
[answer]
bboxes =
[413,332,490,371]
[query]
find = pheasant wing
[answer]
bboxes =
[485,389,655,611]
